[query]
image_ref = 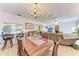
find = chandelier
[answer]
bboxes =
[31,3,40,18]
[31,3,52,19]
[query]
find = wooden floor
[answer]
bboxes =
[58,45,79,56]
[0,45,79,56]
[0,45,18,56]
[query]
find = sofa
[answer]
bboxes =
[42,32,78,46]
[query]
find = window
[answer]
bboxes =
[0,23,23,35]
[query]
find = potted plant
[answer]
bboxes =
[72,27,79,49]
[76,27,79,37]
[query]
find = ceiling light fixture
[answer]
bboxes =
[31,3,39,18]
[31,3,52,19]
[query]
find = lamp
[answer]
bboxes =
[55,21,59,33]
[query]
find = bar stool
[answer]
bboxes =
[2,34,13,50]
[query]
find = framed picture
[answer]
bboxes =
[25,23,34,29]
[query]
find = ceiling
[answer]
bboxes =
[0,3,79,23]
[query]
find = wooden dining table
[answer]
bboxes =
[21,36,54,56]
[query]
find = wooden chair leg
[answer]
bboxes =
[23,48,29,56]
[18,47,22,56]
[52,37,62,56]
[17,40,23,56]
[52,42,59,56]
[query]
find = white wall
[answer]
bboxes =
[0,11,47,31]
[46,18,77,33]
[2,10,76,33]
[59,21,76,33]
